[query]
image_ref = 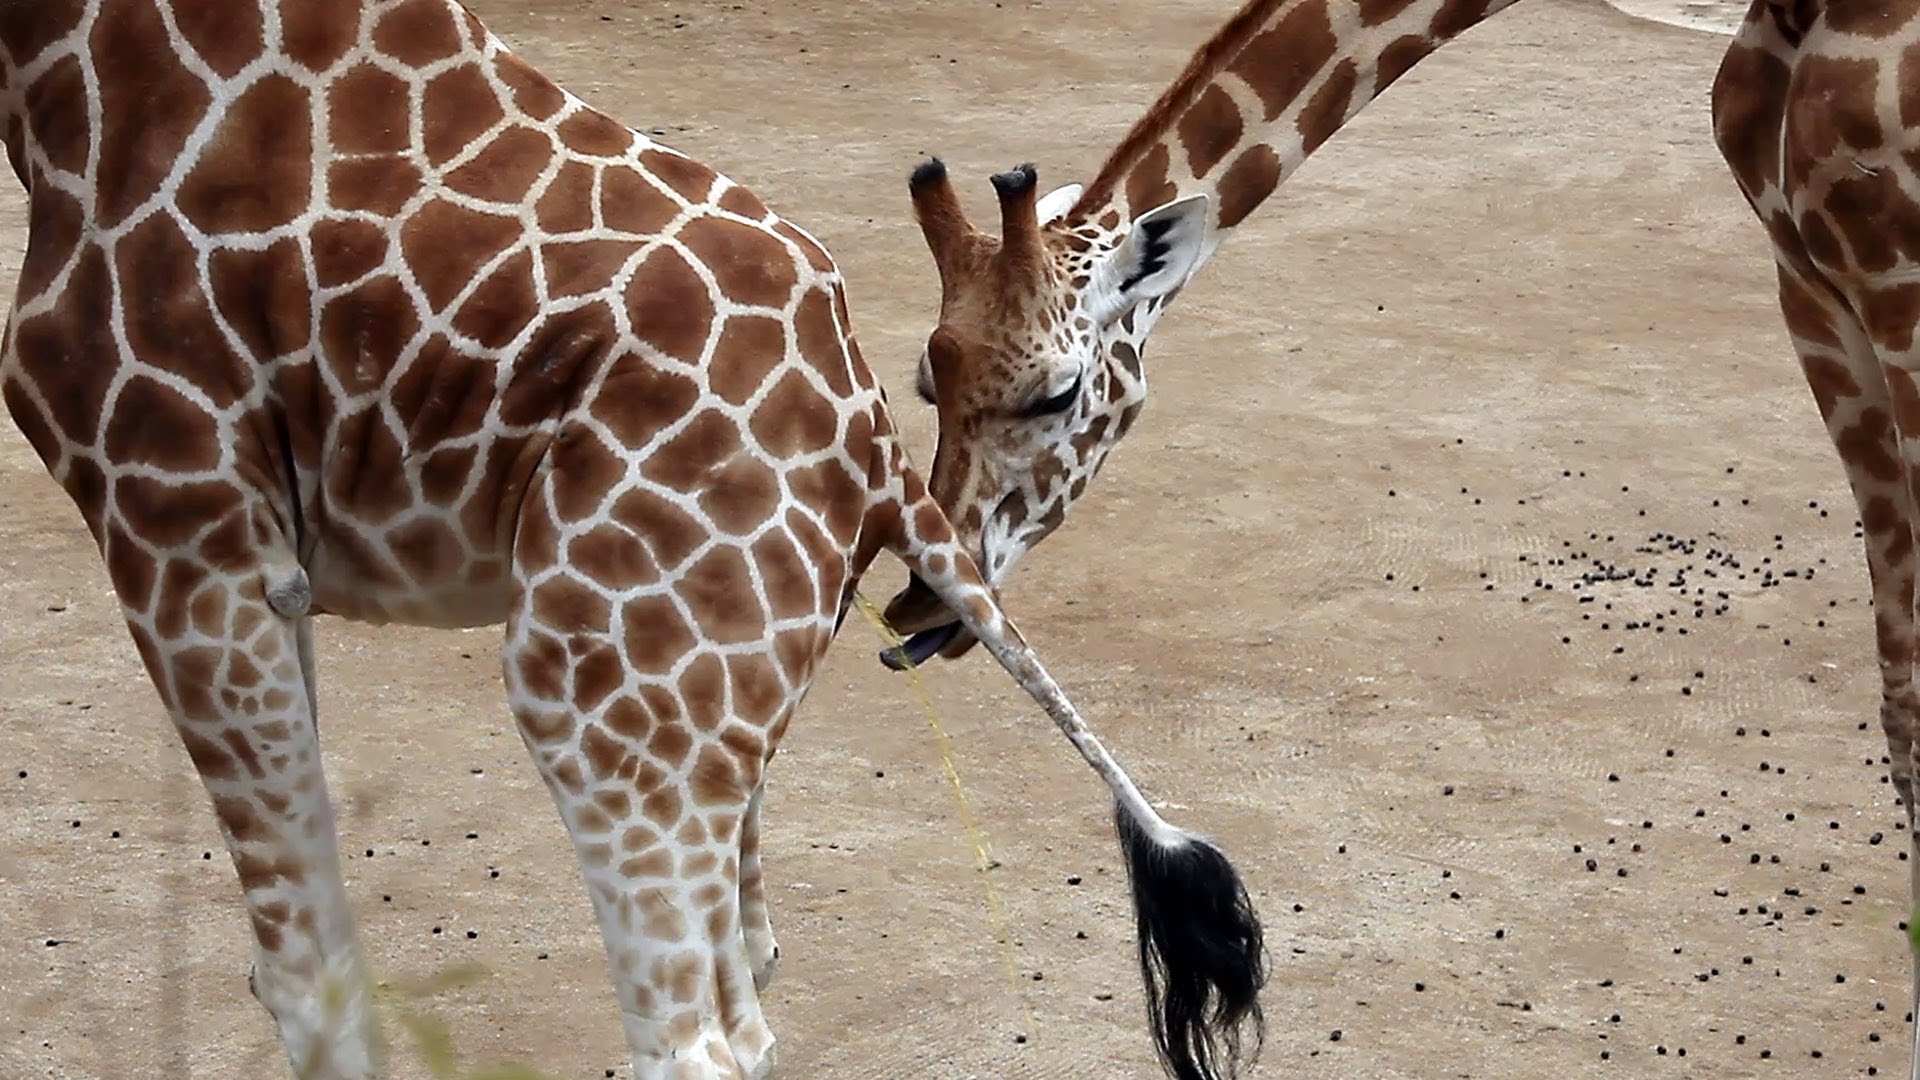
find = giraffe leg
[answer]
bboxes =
[1780,259,1920,1075]
[111,538,379,1079]
[738,782,781,993]
[502,466,799,1079]
[501,620,775,1079]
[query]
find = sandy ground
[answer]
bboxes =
[4,0,1908,1077]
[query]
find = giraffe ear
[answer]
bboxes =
[1035,183,1083,225]
[1090,193,1210,324]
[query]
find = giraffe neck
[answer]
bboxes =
[1071,0,1528,255]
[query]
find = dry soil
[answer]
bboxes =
[4,1,1906,1078]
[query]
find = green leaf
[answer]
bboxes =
[465,1066,570,1080]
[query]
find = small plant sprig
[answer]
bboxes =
[366,962,569,1080]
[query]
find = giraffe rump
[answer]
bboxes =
[1115,807,1266,1080]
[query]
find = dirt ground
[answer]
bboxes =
[6,0,1911,1077]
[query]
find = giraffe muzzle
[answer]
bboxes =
[877,574,980,669]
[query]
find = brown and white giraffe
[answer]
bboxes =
[0,2,1266,1078]
[887,0,1920,1075]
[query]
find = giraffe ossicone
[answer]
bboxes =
[892,0,1920,1077]
[0,1,1264,1078]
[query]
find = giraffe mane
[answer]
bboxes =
[1071,0,1286,219]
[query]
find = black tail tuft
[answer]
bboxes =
[1116,806,1266,1080]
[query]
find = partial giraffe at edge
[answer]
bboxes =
[884,0,1920,1077]
[0,2,1265,1078]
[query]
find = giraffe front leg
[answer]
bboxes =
[110,535,380,1079]
[738,781,780,993]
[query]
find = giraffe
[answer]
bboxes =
[885,0,1920,1075]
[876,0,1538,667]
[0,2,1266,1078]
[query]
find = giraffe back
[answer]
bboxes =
[0,0,895,631]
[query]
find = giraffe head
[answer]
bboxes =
[879,159,1210,669]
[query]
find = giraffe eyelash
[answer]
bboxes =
[1022,371,1083,418]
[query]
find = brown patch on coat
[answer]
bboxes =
[452,249,539,349]
[1228,0,1337,122]
[373,0,466,66]
[176,0,264,77]
[319,275,419,392]
[1824,0,1915,37]
[312,219,390,289]
[1216,145,1282,230]
[602,168,681,236]
[91,0,211,226]
[495,53,568,120]
[621,594,698,675]
[387,517,467,584]
[1800,354,1864,421]
[1837,406,1904,484]
[571,526,659,590]
[626,246,717,362]
[329,157,424,216]
[280,0,360,72]
[641,411,745,493]
[17,186,84,305]
[678,217,799,307]
[708,316,789,405]
[557,109,634,157]
[538,160,598,233]
[118,214,252,408]
[446,126,554,205]
[1785,55,1883,192]
[23,56,89,177]
[749,371,839,457]
[329,65,412,155]
[1297,59,1357,157]
[592,359,703,448]
[104,377,222,474]
[399,200,522,311]
[542,239,644,298]
[612,488,710,571]
[638,149,718,203]
[14,245,117,444]
[1176,84,1243,179]
[423,64,505,166]
[180,74,315,232]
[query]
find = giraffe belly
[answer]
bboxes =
[303,530,517,629]
[298,431,552,630]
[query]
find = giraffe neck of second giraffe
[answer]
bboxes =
[1073,0,1529,263]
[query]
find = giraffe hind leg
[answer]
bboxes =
[501,462,808,1079]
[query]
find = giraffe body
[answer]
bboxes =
[888,0,1920,1075]
[0,2,1265,1078]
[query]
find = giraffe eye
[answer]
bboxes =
[1024,372,1083,418]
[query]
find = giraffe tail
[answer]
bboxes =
[898,544,1267,1080]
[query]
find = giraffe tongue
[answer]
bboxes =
[879,622,961,671]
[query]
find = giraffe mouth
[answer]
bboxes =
[877,574,981,669]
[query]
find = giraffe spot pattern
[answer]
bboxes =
[0,5,1009,1072]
